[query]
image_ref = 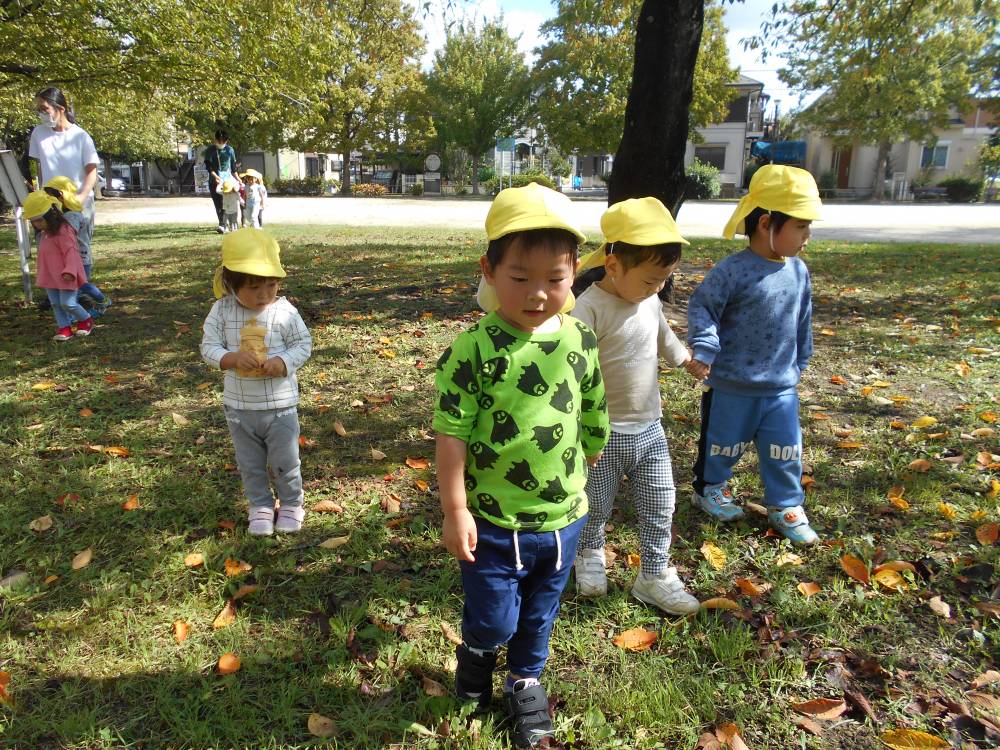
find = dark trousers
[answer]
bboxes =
[208,177,224,225]
[460,515,584,678]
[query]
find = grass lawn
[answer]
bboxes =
[0,224,998,749]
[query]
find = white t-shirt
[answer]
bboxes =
[28,123,100,202]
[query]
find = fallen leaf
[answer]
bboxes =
[333,421,348,437]
[775,552,804,567]
[440,621,462,645]
[912,416,938,429]
[224,559,252,577]
[382,496,401,513]
[715,723,749,750]
[980,411,997,423]
[318,535,350,549]
[887,485,906,501]
[840,554,869,585]
[927,596,951,618]
[801,475,816,490]
[937,502,957,520]
[967,692,1000,712]
[976,522,999,545]
[370,448,387,461]
[31,380,58,390]
[745,501,768,516]
[881,728,950,749]
[971,427,995,438]
[792,715,824,736]
[28,515,53,532]
[971,670,1000,689]
[978,451,996,466]
[414,479,429,493]
[405,457,430,470]
[104,446,130,458]
[700,541,726,571]
[837,440,863,449]
[213,602,236,630]
[173,620,189,643]
[626,553,642,568]
[861,386,874,397]
[231,584,260,601]
[701,597,741,610]
[0,671,11,705]
[216,652,241,674]
[873,569,909,591]
[44,575,58,585]
[791,697,847,719]
[990,479,1000,499]
[735,578,771,597]
[217,520,236,531]
[830,375,847,385]
[612,627,658,651]
[890,420,906,430]
[873,561,915,574]
[184,552,205,568]
[832,428,854,438]
[312,500,344,513]
[422,676,447,697]
[79,408,93,417]
[54,493,80,506]
[308,713,337,737]
[797,582,821,598]
[71,548,93,570]
[908,459,932,473]
[696,732,723,750]
[298,435,316,449]
[171,412,189,426]
[121,495,140,511]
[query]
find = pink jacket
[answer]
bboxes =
[36,222,85,290]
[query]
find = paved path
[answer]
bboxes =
[94,195,1000,244]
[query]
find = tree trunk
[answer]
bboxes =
[871,139,891,202]
[609,0,703,215]
[339,138,353,196]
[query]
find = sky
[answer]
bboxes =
[413,0,813,119]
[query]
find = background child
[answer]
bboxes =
[221,177,242,232]
[242,169,267,228]
[435,183,609,749]
[43,176,111,316]
[571,198,701,615]
[686,165,822,545]
[200,228,312,536]
[25,190,92,340]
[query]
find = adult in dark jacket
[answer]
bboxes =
[204,129,238,233]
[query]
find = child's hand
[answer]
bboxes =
[586,451,603,467]
[261,357,287,377]
[685,358,711,381]
[233,350,264,372]
[442,507,477,562]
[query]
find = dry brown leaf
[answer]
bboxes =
[975,522,999,545]
[873,569,909,591]
[801,475,816,490]
[224,559,252,577]
[881,728,950,749]
[440,621,462,645]
[791,697,848,719]
[71,548,93,570]
[696,732,723,750]
[830,375,847,385]
[872,561,916,574]
[612,627,658,651]
[216,652,241,674]
[79,408,94,417]
[735,578,771,597]
[312,499,344,513]
[217,520,236,531]
[28,515,53,532]
[775,552,805,567]
[980,411,997,423]
[231,584,260,601]
[908,459,932,473]
[797,582,821,598]
[422,676,447,697]
[927,596,951,619]
[307,713,337,738]
[700,541,727,571]
[121,495,140,511]
[971,427,995,438]
[974,601,1000,617]
[626,553,642,568]
[184,552,205,568]
[370,448,387,461]
[213,602,236,630]
[171,412,189,426]
[967,692,1000,712]
[104,446,130,458]
[405,457,430,470]
[333,421,348,437]
[32,380,58,390]
[173,620,189,643]
[715,723,749,750]
[414,479,430,492]
[745,501,768,516]
[318,535,350,549]
[970,669,1000,689]
[701,597,741,610]
[840,554,869,585]
[44,575,58,585]
[887,485,906,501]
[937,502,957,520]
[0,671,11,705]
[792,715,824,736]
[837,441,863,449]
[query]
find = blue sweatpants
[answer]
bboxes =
[692,388,804,510]
[460,515,585,678]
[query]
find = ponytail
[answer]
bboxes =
[35,86,76,124]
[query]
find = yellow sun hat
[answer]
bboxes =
[212,228,286,298]
[22,189,62,220]
[723,165,823,239]
[485,182,586,243]
[243,168,263,180]
[578,197,689,271]
[221,176,240,194]
[43,176,83,212]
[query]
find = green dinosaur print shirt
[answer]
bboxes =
[433,312,609,532]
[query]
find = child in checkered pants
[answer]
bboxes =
[571,198,704,615]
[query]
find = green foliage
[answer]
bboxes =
[978,138,1000,180]
[534,1,737,154]
[481,169,557,195]
[685,159,721,199]
[936,176,984,202]
[409,181,424,196]
[352,182,389,197]
[477,166,496,183]
[817,169,837,196]
[271,177,326,196]
[425,20,533,194]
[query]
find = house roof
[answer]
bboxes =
[730,74,765,89]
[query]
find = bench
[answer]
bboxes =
[912,186,947,201]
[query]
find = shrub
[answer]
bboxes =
[409,181,424,196]
[481,169,557,195]
[271,177,325,196]
[937,176,983,203]
[817,170,837,197]
[685,158,721,199]
[477,166,496,183]
[351,182,388,197]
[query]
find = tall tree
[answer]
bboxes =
[425,20,533,194]
[608,0,706,211]
[755,0,996,200]
[534,1,736,157]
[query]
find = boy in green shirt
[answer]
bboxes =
[434,183,609,749]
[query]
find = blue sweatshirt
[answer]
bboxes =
[687,248,812,397]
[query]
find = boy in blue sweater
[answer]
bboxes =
[686,165,822,544]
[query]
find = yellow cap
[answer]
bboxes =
[43,176,83,212]
[243,168,262,180]
[212,228,286,298]
[485,182,586,244]
[723,165,822,239]
[23,189,61,220]
[578,197,689,271]
[221,177,239,194]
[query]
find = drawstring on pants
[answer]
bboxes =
[512,527,563,572]
[512,530,523,571]
[554,528,563,571]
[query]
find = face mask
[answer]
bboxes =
[38,111,59,128]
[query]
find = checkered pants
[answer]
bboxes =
[579,421,676,576]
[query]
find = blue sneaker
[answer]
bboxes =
[97,296,112,313]
[768,505,819,545]
[692,485,744,521]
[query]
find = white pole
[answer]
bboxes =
[15,206,32,304]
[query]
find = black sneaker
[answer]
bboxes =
[504,679,555,748]
[455,643,497,709]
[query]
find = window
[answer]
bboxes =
[920,143,949,168]
[694,145,727,171]
[305,156,319,177]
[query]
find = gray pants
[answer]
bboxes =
[223,405,303,509]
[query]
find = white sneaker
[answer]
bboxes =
[248,506,274,536]
[574,547,607,596]
[275,505,305,533]
[631,567,700,615]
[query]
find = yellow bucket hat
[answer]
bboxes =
[212,228,286,298]
[723,165,822,239]
[578,197,689,271]
[221,177,239,193]
[43,176,83,212]
[485,182,586,243]
[23,189,62,220]
[243,168,263,180]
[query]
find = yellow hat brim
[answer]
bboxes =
[23,190,61,219]
[43,177,83,212]
[476,275,575,313]
[485,183,587,244]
